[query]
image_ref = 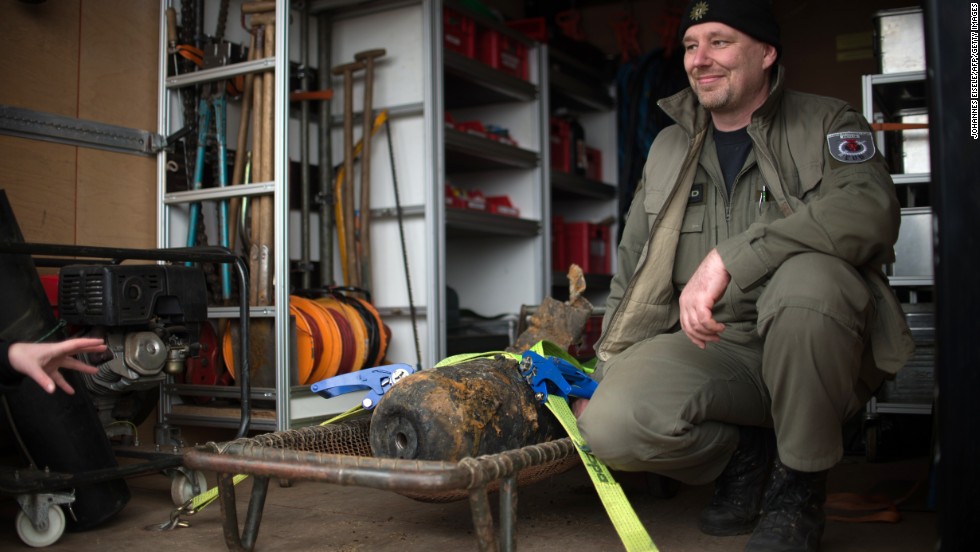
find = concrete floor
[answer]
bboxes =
[0,448,936,551]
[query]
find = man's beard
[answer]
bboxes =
[693,83,733,111]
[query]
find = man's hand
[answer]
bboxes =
[679,249,731,349]
[7,338,105,394]
[571,397,590,419]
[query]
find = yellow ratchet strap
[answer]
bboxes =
[437,342,658,552]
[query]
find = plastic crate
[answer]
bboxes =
[564,222,591,273]
[586,147,602,181]
[550,117,572,173]
[478,28,528,80]
[562,222,611,274]
[486,196,519,217]
[444,7,476,58]
[588,224,611,275]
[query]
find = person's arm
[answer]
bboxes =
[1,337,105,394]
[716,108,900,292]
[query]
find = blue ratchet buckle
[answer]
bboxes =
[310,364,416,409]
[519,351,597,403]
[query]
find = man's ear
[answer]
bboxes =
[761,44,778,70]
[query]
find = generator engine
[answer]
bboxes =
[57,264,209,433]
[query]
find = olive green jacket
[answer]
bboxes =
[594,67,915,379]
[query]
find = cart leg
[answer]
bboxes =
[218,472,245,551]
[499,474,518,552]
[241,475,270,551]
[216,471,270,552]
[468,486,498,552]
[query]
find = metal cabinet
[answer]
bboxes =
[861,70,935,459]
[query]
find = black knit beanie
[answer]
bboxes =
[678,0,782,59]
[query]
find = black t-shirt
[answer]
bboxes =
[714,126,753,196]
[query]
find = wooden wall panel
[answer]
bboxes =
[0,0,81,243]
[0,0,81,114]
[0,137,77,244]
[0,0,158,248]
[76,0,159,248]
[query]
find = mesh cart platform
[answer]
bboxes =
[183,415,581,552]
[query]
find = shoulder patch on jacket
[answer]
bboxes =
[827,132,876,163]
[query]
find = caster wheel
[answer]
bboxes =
[16,504,66,548]
[171,470,208,507]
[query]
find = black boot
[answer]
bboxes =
[698,426,776,536]
[744,460,827,552]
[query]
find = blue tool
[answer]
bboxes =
[310,364,416,409]
[519,351,597,403]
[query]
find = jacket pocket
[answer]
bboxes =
[674,203,707,285]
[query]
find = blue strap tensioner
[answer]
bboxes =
[310,364,416,409]
[519,351,597,403]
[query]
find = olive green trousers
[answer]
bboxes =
[577,253,886,485]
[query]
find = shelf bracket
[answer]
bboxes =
[0,104,166,156]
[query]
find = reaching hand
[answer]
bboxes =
[679,249,731,349]
[7,337,105,395]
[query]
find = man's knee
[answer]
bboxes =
[578,396,645,468]
[758,253,872,336]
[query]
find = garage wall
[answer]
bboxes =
[495,0,915,110]
[0,0,159,249]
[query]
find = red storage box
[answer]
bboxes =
[562,222,612,274]
[588,224,611,274]
[564,222,591,272]
[486,196,519,217]
[550,117,572,173]
[444,7,476,57]
[586,147,602,181]
[478,28,528,80]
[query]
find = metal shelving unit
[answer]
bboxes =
[155,0,359,437]
[547,43,618,305]
[862,69,935,459]
[152,0,551,438]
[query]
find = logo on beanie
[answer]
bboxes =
[826,132,875,163]
[690,1,709,21]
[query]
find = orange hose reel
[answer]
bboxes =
[222,300,319,384]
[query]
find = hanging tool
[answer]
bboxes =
[298,3,313,290]
[228,28,259,254]
[317,13,335,287]
[332,110,387,288]
[384,116,422,371]
[310,364,416,409]
[353,48,386,293]
[332,60,365,288]
[185,79,231,302]
[258,18,275,306]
